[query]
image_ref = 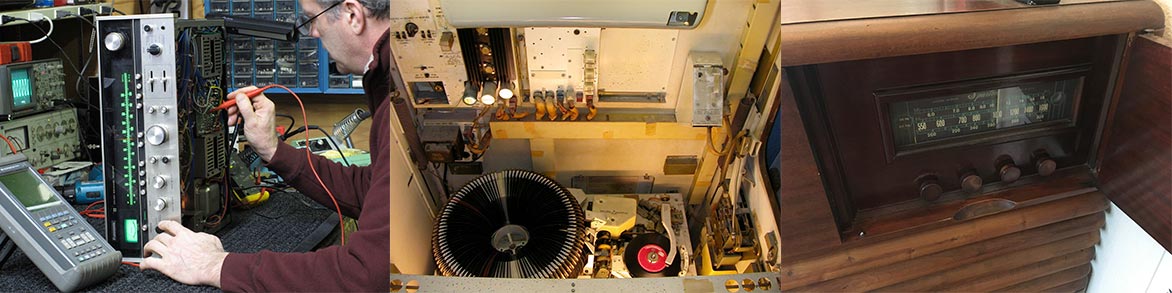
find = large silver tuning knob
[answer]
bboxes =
[104,32,126,51]
[146,125,167,145]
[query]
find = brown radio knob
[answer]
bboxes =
[917,175,943,201]
[960,170,983,193]
[1034,151,1057,177]
[996,156,1021,183]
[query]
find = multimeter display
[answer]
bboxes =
[0,169,60,208]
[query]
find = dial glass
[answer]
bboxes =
[889,78,1080,148]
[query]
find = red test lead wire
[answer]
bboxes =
[218,84,347,245]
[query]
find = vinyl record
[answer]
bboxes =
[623,233,681,278]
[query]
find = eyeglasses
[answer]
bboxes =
[295,0,344,36]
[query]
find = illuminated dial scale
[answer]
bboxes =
[890,79,1079,148]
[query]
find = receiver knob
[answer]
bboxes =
[154,198,167,211]
[959,170,983,193]
[916,174,943,201]
[103,32,125,51]
[152,175,167,189]
[146,125,167,145]
[147,44,162,55]
[996,155,1022,183]
[1034,151,1057,177]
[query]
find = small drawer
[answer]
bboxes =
[275,12,296,24]
[254,39,274,51]
[234,63,253,76]
[254,1,274,13]
[299,38,318,49]
[277,50,296,62]
[230,0,250,15]
[276,40,296,51]
[298,49,318,61]
[329,75,350,88]
[298,75,319,88]
[277,76,297,87]
[233,77,252,88]
[351,75,364,88]
[299,62,318,73]
[233,52,254,63]
[275,0,296,12]
[231,38,253,50]
[255,77,274,87]
[277,61,297,76]
[209,2,229,14]
[254,12,274,21]
[255,62,276,76]
[255,51,275,63]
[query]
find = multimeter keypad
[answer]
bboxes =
[33,206,107,263]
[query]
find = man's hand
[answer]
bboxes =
[140,220,228,288]
[225,86,281,162]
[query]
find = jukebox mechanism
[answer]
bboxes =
[431,170,704,279]
[581,194,694,278]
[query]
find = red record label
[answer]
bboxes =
[637,244,668,273]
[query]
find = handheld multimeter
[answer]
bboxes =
[0,154,119,292]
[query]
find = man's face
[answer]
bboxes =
[299,0,360,74]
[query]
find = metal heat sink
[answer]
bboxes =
[432,170,588,278]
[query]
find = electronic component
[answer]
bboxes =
[387,0,469,106]
[588,196,637,235]
[0,59,65,119]
[96,14,181,260]
[0,108,81,169]
[457,28,515,106]
[0,154,120,292]
[701,193,759,275]
[432,170,589,278]
[73,181,104,204]
[420,125,463,163]
[690,52,724,127]
[175,20,230,233]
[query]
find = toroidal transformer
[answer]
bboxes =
[432,169,589,278]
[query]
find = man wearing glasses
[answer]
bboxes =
[137,0,393,291]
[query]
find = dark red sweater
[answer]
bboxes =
[220,31,393,292]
